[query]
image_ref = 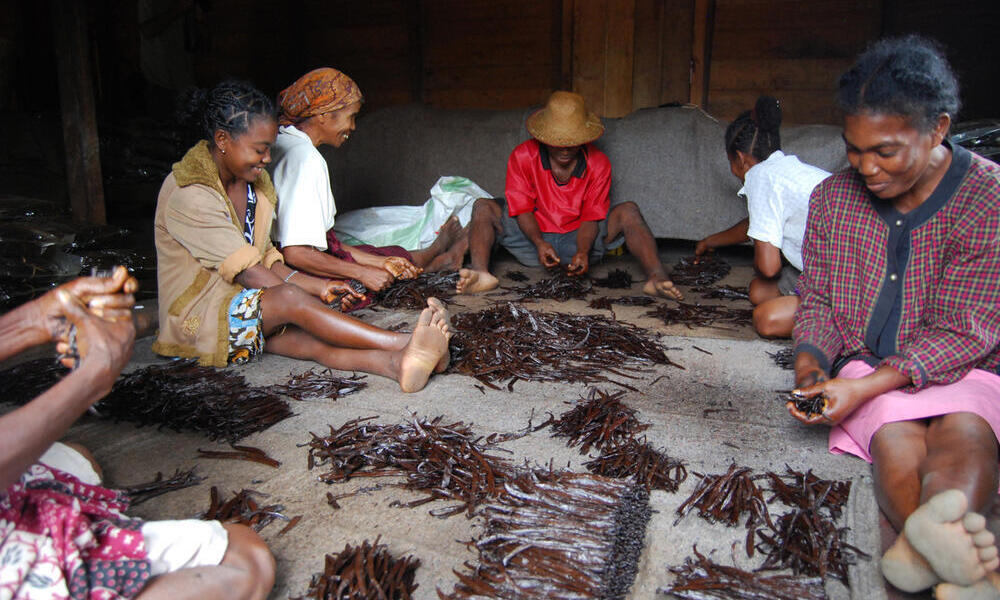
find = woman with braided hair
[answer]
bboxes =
[787,36,1000,598]
[695,96,830,338]
[154,80,451,393]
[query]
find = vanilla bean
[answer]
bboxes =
[373,271,459,309]
[670,255,732,286]
[120,468,203,506]
[292,538,420,600]
[660,546,827,599]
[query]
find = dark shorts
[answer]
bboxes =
[495,198,625,267]
[778,265,801,296]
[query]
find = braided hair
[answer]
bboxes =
[179,79,276,144]
[724,96,782,162]
[837,35,959,132]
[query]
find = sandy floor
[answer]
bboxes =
[4,246,890,599]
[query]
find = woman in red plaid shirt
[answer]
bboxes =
[787,36,1000,597]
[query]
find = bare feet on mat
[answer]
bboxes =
[881,533,940,592]
[903,490,1000,586]
[934,572,1000,600]
[456,268,498,294]
[426,226,469,272]
[643,273,683,300]
[398,302,450,392]
[427,297,452,373]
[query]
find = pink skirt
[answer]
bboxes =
[829,360,1000,462]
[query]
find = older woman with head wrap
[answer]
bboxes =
[270,68,463,303]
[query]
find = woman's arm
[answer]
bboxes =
[283,245,394,291]
[695,218,751,255]
[753,239,783,278]
[0,281,135,489]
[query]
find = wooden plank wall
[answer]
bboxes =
[707,0,882,123]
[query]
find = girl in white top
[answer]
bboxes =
[695,96,830,338]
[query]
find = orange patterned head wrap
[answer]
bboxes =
[277,67,363,126]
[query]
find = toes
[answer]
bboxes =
[978,545,998,563]
[972,529,995,548]
[964,512,988,534]
[927,489,970,523]
[417,306,434,327]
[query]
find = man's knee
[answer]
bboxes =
[752,305,783,338]
[609,201,642,223]
[471,197,501,221]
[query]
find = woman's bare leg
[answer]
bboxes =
[752,296,799,338]
[879,414,1000,592]
[748,276,780,305]
[260,285,407,350]
[136,524,274,600]
[263,298,452,392]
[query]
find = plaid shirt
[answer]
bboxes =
[794,142,1000,390]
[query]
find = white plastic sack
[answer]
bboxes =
[332,176,491,251]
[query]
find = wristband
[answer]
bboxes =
[284,269,298,283]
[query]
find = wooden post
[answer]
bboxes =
[52,0,106,225]
[689,0,714,108]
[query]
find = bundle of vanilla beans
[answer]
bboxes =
[266,368,367,400]
[670,255,732,286]
[508,269,593,301]
[95,361,294,443]
[448,302,681,391]
[585,437,689,492]
[120,468,203,506]
[292,538,421,600]
[768,347,795,369]
[2,359,294,443]
[548,388,650,453]
[645,301,753,329]
[202,486,301,535]
[304,415,513,517]
[674,464,865,582]
[660,546,827,600]
[695,284,750,301]
[588,295,656,311]
[440,471,651,600]
[783,391,829,418]
[373,270,459,309]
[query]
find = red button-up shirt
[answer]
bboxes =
[504,139,611,234]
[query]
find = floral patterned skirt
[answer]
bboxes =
[227,288,264,365]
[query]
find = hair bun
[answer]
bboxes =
[753,96,782,132]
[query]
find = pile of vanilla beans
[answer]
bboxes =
[588,295,656,311]
[671,464,866,586]
[545,387,688,492]
[508,269,593,301]
[440,470,651,600]
[265,368,367,400]
[768,347,795,370]
[448,302,681,391]
[593,268,635,289]
[374,270,459,309]
[670,255,732,286]
[661,546,827,600]
[696,284,751,301]
[1,359,294,443]
[293,538,421,600]
[304,415,513,517]
[121,468,203,506]
[645,301,753,329]
[202,486,301,536]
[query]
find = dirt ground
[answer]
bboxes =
[4,246,895,599]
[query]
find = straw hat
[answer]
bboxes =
[526,91,604,147]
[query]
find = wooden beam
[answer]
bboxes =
[52,0,106,225]
[689,0,713,108]
[603,0,636,117]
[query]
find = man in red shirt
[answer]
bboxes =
[456,91,682,300]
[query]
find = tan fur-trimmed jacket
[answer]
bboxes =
[152,141,284,366]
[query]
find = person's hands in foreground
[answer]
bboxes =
[566,251,589,276]
[536,242,560,269]
[319,280,366,312]
[382,256,421,280]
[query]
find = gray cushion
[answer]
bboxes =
[325,103,849,240]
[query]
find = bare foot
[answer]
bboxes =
[429,216,462,253]
[398,305,449,393]
[904,490,1000,586]
[427,297,453,373]
[426,228,469,272]
[881,533,940,592]
[457,268,498,294]
[643,273,683,300]
[935,571,1000,600]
